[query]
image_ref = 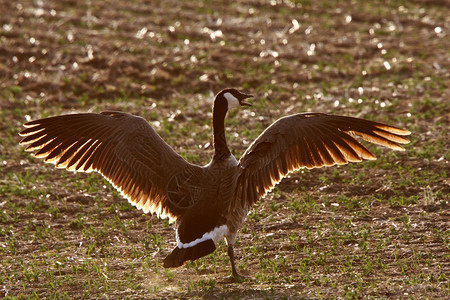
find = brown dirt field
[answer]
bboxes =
[1,0,449,299]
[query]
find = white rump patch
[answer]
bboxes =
[176,225,228,249]
[224,92,239,109]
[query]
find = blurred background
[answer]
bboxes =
[1,0,448,298]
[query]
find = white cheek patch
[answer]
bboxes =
[224,92,240,109]
[176,225,228,249]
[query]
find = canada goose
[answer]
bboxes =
[19,88,410,279]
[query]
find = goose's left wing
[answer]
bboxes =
[235,113,411,207]
[19,111,197,221]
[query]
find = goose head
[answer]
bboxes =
[212,88,253,159]
[215,88,253,111]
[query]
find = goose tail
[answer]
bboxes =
[163,239,216,268]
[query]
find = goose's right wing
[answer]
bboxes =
[19,111,196,221]
[235,113,411,207]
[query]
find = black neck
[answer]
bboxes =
[212,96,231,160]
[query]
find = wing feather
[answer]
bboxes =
[236,113,410,206]
[20,111,194,221]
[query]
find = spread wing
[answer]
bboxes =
[234,113,411,207]
[19,111,196,221]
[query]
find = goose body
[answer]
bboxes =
[19,88,411,278]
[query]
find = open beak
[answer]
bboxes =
[240,93,253,106]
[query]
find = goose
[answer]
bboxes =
[19,88,411,279]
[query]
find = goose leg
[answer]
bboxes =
[227,244,245,280]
